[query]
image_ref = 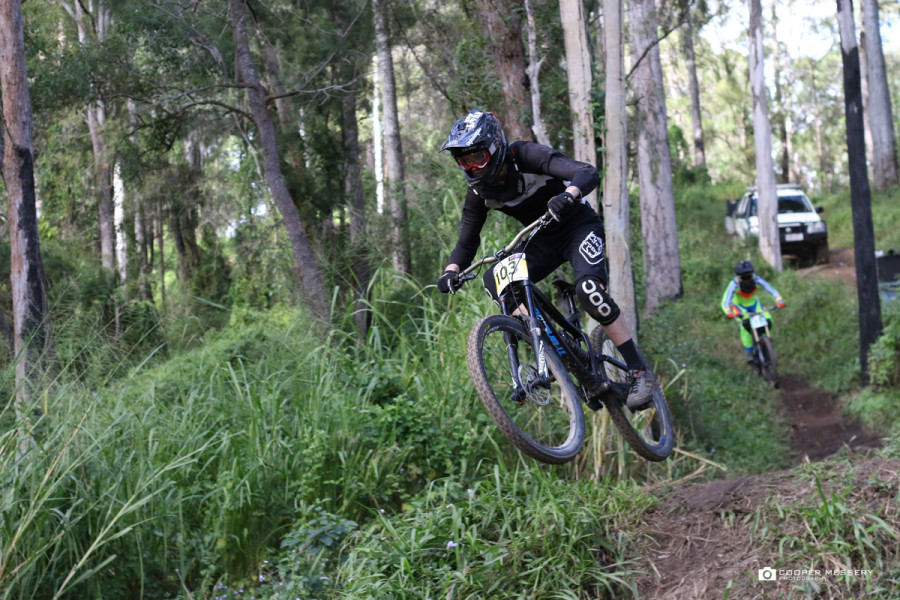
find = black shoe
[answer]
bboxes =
[626,370,655,409]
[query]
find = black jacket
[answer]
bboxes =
[448,141,601,270]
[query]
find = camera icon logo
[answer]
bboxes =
[758,567,777,581]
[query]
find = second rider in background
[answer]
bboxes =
[721,260,785,364]
[435,108,654,409]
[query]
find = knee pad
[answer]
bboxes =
[576,276,620,326]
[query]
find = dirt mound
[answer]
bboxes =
[632,456,898,599]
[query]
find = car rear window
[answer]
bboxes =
[747,194,812,217]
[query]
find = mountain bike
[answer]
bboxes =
[456,212,675,464]
[738,306,779,387]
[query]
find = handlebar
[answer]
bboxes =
[456,211,555,285]
[732,305,780,319]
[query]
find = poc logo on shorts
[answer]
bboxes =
[579,232,605,265]
[580,280,612,317]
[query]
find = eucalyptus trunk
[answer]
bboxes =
[861,0,899,191]
[481,0,532,142]
[682,10,706,167]
[748,0,781,271]
[230,0,331,324]
[837,0,882,384]
[524,0,550,146]
[628,0,683,317]
[560,0,597,209]
[373,0,410,273]
[602,0,636,334]
[1,0,53,420]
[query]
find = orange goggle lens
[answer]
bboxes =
[455,149,490,170]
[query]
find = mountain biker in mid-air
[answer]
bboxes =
[721,260,785,363]
[434,108,654,409]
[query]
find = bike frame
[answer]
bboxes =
[459,214,624,404]
[739,306,778,366]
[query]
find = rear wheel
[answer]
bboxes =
[467,315,585,464]
[589,327,675,462]
[759,336,779,387]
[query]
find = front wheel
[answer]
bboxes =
[759,336,779,387]
[467,315,585,464]
[589,327,675,462]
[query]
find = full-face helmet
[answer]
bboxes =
[735,260,757,294]
[440,109,508,185]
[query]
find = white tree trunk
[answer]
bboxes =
[861,0,899,191]
[748,0,781,271]
[114,162,127,285]
[683,11,706,167]
[524,0,551,146]
[602,0,636,335]
[628,0,683,317]
[372,54,385,214]
[560,0,597,210]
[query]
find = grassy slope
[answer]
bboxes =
[2,184,898,599]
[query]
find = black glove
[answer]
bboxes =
[437,270,461,294]
[547,192,575,222]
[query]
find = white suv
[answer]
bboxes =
[725,184,829,266]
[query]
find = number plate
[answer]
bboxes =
[493,253,529,295]
[785,232,804,242]
[749,314,767,329]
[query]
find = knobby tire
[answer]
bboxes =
[467,315,585,464]
[759,336,779,387]
[589,326,675,462]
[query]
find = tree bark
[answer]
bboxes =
[1,0,53,420]
[682,9,706,167]
[836,0,882,384]
[628,0,683,317]
[560,0,598,210]
[861,0,899,191]
[748,0,781,271]
[602,0,637,335]
[524,0,551,146]
[373,0,410,273]
[481,0,532,142]
[56,0,116,274]
[230,0,331,325]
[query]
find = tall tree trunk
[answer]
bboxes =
[372,55,385,214]
[524,0,551,146]
[602,0,636,335]
[1,0,53,422]
[837,0,882,384]
[481,0,532,142]
[230,0,331,324]
[57,0,116,273]
[560,0,598,209]
[682,9,706,168]
[113,163,127,285]
[861,0,899,191]
[770,0,790,183]
[373,0,410,273]
[748,0,781,271]
[628,0,683,317]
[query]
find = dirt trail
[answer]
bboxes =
[630,248,892,599]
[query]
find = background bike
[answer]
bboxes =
[738,306,780,387]
[455,212,675,465]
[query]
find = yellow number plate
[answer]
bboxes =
[493,253,529,295]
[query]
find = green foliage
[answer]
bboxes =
[330,468,652,600]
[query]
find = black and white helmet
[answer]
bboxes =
[440,109,508,185]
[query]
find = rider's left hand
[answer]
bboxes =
[776,300,786,309]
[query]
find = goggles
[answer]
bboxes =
[455,149,491,170]
[739,273,755,281]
